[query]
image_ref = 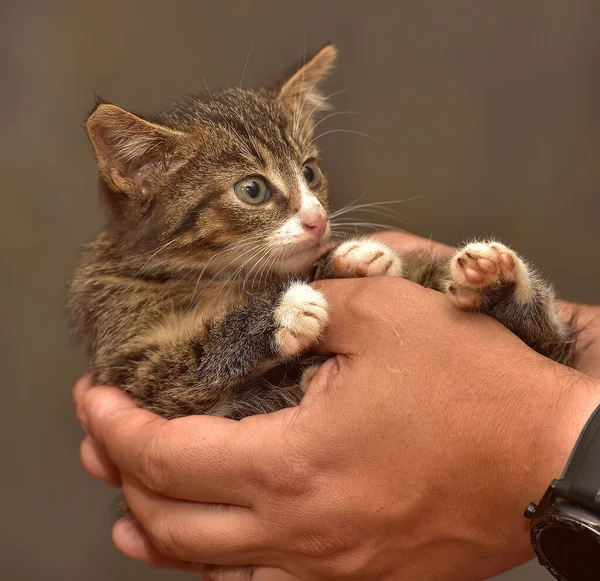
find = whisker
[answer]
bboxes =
[330,217,407,231]
[330,221,399,228]
[167,266,198,291]
[351,207,419,227]
[185,240,266,311]
[169,237,263,292]
[329,197,421,219]
[242,245,272,293]
[306,110,360,137]
[199,242,265,291]
[293,31,308,136]
[327,191,369,220]
[330,206,419,228]
[239,45,253,89]
[261,245,286,286]
[212,243,269,307]
[135,237,181,276]
[310,129,375,145]
[207,240,268,292]
[298,88,350,138]
[294,76,324,137]
[254,245,281,290]
[227,243,269,304]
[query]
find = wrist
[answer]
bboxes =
[457,362,600,578]
[524,375,600,581]
[506,365,600,559]
[533,373,600,496]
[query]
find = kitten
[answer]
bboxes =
[69,44,578,426]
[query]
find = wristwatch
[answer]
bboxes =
[525,405,600,580]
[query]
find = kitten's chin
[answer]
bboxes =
[274,242,334,275]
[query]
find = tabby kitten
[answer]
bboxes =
[69,44,577,425]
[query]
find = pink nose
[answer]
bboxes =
[301,212,328,241]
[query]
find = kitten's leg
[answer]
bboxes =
[103,282,328,418]
[318,238,403,279]
[447,241,577,366]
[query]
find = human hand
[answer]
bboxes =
[75,257,600,581]
[371,231,600,377]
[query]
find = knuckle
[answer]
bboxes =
[135,424,171,493]
[259,455,314,499]
[145,513,183,559]
[296,525,373,577]
[345,277,392,317]
[259,434,318,499]
[299,526,355,562]
[276,452,316,497]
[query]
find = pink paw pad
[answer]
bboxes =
[453,245,516,289]
[448,285,481,309]
[447,242,530,310]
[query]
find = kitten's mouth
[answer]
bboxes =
[273,239,335,273]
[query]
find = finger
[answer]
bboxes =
[205,566,301,581]
[115,519,297,581]
[310,278,368,356]
[313,276,423,356]
[369,230,454,256]
[123,477,266,565]
[73,374,93,406]
[83,386,262,506]
[74,374,94,430]
[80,436,121,486]
[112,516,203,572]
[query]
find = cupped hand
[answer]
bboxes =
[74,234,600,580]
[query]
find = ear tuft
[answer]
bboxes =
[278,44,338,135]
[86,103,188,196]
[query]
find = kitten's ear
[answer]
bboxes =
[278,44,338,133]
[86,103,190,196]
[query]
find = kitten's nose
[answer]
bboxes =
[301,211,328,242]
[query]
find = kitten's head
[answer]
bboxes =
[86,45,337,279]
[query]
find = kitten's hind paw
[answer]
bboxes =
[331,239,403,278]
[300,363,323,393]
[448,241,534,309]
[274,284,328,358]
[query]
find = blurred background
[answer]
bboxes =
[1,1,599,579]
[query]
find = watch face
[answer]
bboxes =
[534,518,600,580]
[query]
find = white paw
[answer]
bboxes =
[448,241,533,308]
[300,364,322,393]
[274,284,328,357]
[331,239,403,278]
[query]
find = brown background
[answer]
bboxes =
[1,1,599,580]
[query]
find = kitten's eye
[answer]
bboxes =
[234,177,270,205]
[302,160,322,188]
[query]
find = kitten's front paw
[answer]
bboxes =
[274,283,328,357]
[448,241,533,309]
[331,239,403,278]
